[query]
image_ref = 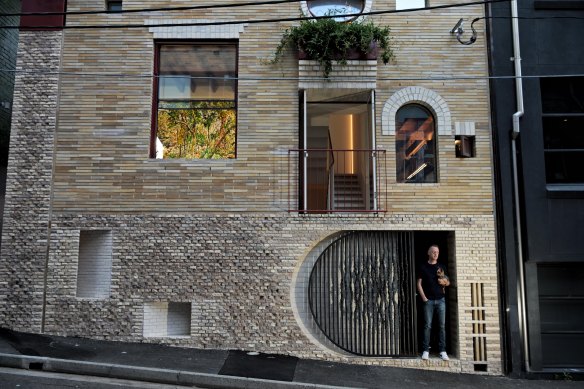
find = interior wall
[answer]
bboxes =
[354,112,371,208]
[330,114,353,174]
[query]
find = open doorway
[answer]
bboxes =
[414,231,457,357]
[301,90,376,212]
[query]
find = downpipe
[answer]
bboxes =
[509,0,531,373]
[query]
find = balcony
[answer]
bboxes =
[287,149,387,213]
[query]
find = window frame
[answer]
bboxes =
[150,40,239,160]
[540,77,584,188]
[106,0,123,12]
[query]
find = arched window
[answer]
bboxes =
[395,104,437,183]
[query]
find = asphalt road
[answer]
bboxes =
[0,367,206,389]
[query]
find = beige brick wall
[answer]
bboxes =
[53,0,494,215]
[2,0,502,376]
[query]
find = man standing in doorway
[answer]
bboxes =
[417,244,450,361]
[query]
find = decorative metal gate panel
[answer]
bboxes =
[308,231,417,356]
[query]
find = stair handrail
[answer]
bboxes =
[287,148,387,213]
[326,130,335,210]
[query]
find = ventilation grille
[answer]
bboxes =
[308,231,417,357]
[471,283,487,362]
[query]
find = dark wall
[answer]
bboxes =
[506,3,584,262]
[0,0,20,168]
[488,0,584,374]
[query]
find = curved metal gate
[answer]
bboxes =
[308,231,417,356]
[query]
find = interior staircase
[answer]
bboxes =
[333,173,365,210]
[306,127,372,211]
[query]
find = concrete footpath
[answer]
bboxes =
[0,328,581,389]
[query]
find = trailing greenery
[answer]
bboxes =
[270,17,394,77]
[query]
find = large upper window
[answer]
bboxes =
[306,0,365,21]
[395,104,437,183]
[541,77,584,184]
[152,43,237,159]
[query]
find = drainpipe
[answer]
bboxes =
[303,90,308,212]
[509,0,531,372]
[371,90,377,211]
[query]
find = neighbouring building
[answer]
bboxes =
[488,0,584,376]
[0,0,20,239]
[1,0,502,374]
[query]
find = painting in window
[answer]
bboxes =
[395,104,437,183]
[153,43,237,159]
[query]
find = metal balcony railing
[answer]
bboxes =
[287,149,387,213]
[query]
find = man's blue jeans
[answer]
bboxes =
[422,297,446,352]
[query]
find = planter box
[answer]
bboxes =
[298,60,377,89]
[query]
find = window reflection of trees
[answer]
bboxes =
[157,102,236,159]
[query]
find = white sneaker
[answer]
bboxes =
[440,351,450,361]
[422,351,429,360]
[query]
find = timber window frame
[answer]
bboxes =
[150,41,238,160]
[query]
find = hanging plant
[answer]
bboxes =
[269,17,394,78]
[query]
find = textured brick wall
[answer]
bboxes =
[0,30,62,332]
[39,212,500,374]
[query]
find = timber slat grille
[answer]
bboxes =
[471,282,487,362]
[308,231,417,356]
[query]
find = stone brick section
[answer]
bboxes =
[1,0,502,376]
[40,212,501,374]
[0,31,63,332]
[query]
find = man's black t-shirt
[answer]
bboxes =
[417,261,447,300]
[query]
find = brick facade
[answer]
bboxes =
[41,213,500,374]
[0,30,63,332]
[1,0,502,375]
